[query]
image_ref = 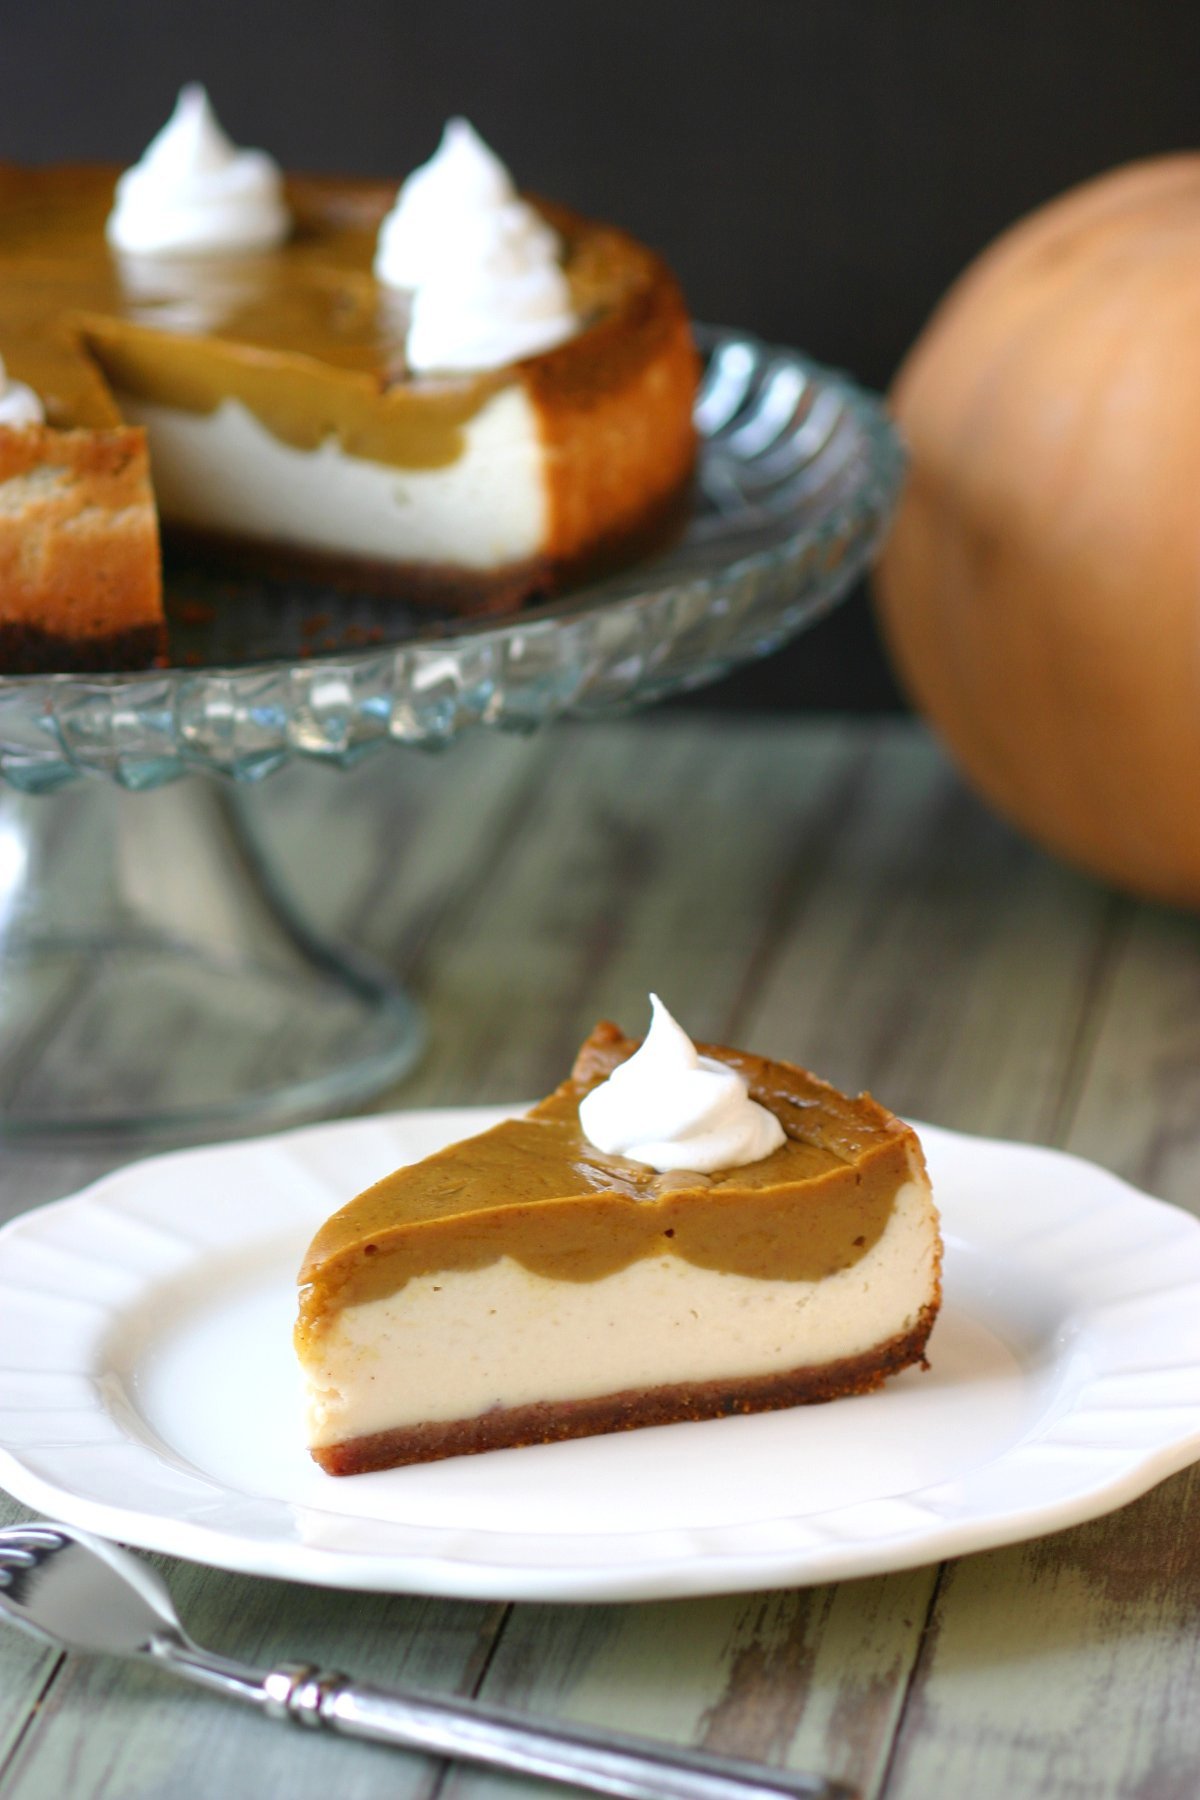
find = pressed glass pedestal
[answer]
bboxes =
[0,332,904,1143]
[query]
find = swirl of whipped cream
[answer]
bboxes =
[374,118,578,373]
[106,85,290,256]
[0,354,44,426]
[579,995,786,1175]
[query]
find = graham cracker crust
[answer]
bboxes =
[0,620,165,673]
[311,1300,940,1476]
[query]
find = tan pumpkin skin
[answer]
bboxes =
[875,155,1200,907]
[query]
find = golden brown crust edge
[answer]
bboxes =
[0,424,164,658]
[524,235,699,570]
[311,1300,941,1475]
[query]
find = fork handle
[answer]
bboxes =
[259,1662,856,1800]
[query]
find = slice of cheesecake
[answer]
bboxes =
[0,424,163,672]
[296,1021,942,1474]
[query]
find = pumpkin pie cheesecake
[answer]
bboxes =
[295,999,942,1474]
[0,93,698,671]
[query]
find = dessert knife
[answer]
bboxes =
[0,1523,855,1800]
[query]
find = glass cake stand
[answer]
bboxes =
[0,330,904,1143]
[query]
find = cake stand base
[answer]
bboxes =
[0,778,424,1144]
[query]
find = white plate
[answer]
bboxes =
[2,1110,1200,1602]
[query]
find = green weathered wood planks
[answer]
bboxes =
[0,1561,505,1800]
[0,1495,56,1783]
[883,835,1200,1800]
[429,720,1134,1800]
[444,1577,936,1800]
[0,716,1196,1800]
[885,1467,1200,1800]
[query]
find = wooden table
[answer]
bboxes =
[2,714,1197,1800]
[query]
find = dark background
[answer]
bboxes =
[5,0,1197,707]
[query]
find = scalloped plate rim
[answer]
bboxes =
[1,1111,1199,1601]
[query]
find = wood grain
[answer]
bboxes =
[0,1495,58,1781]
[433,721,1134,1800]
[0,1561,505,1800]
[884,1465,1200,1800]
[883,838,1200,1800]
[444,1576,935,1800]
[391,717,866,1105]
[0,716,1195,1800]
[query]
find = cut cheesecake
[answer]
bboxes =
[0,164,698,669]
[296,1022,943,1474]
[0,425,163,671]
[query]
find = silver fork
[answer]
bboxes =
[0,1523,856,1800]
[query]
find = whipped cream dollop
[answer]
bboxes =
[106,84,291,256]
[579,995,787,1175]
[0,354,44,426]
[374,117,578,373]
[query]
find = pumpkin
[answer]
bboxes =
[874,155,1200,908]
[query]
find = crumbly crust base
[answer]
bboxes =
[310,1300,940,1475]
[0,621,164,674]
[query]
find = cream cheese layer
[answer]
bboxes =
[301,1169,940,1449]
[118,388,547,565]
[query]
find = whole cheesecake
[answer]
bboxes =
[296,1019,943,1474]
[0,154,697,671]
